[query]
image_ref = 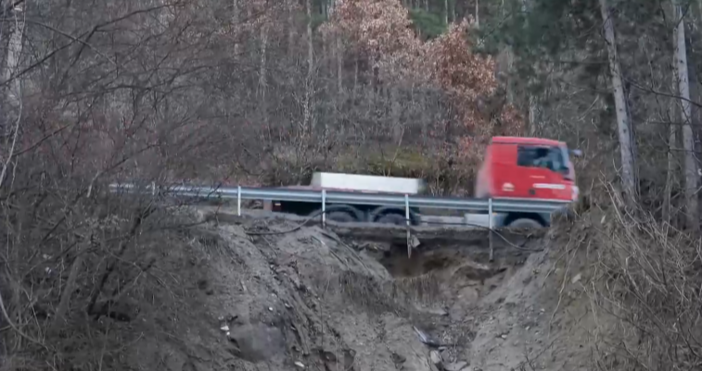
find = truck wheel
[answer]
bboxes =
[507,218,543,229]
[376,213,407,225]
[326,211,356,223]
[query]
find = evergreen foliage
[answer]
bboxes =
[409,8,447,39]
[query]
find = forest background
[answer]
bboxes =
[2,0,702,370]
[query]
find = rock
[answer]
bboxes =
[294,361,305,368]
[409,234,421,248]
[390,352,406,365]
[429,350,442,366]
[445,361,468,371]
[427,307,449,316]
[227,323,286,362]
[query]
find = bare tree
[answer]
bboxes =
[663,51,678,225]
[303,0,315,138]
[599,0,638,207]
[2,1,24,112]
[673,0,699,231]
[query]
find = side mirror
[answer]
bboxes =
[571,149,583,157]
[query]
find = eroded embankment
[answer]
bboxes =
[9,209,595,371]
[360,220,595,371]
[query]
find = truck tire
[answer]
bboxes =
[507,218,544,229]
[326,211,357,223]
[376,213,407,225]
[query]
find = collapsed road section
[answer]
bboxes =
[33,205,591,371]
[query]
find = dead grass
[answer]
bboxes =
[570,186,702,371]
[389,273,444,304]
[318,267,445,319]
[0,198,206,371]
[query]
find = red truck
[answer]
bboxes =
[476,136,578,201]
[473,136,580,228]
[265,136,580,228]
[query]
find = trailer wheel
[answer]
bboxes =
[507,218,543,229]
[326,211,356,223]
[376,213,407,225]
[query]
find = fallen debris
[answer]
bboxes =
[429,350,442,366]
[445,361,468,371]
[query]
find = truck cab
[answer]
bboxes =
[474,136,579,227]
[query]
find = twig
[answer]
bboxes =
[86,206,154,317]
[0,69,23,188]
[0,286,46,350]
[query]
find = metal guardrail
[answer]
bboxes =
[110,181,573,260]
[108,182,572,214]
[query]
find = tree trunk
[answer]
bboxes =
[390,86,402,143]
[475,0,479,27]
[521,0,538,135]
[674,2,699,231]
[599,0,638,207]
[528,95,538,135]
[444,0,449,25]
[3,3,24,113]
[336,36,343,95]
[451,0,456,22]
[288,0,296,57]
[664,47,678,225]
[303,0,315,139]
[258,23,270,138]
[1,0,24,177]
[51,252,85,331]
[322,29,328,73]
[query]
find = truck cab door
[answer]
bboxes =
[515,145,566,199]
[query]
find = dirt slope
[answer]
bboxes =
[372,220,594,371]
[35,211,594,371]
[102,216,438,371]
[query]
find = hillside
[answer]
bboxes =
[0,207,599,371]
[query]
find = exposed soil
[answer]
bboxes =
[19,209,595,371]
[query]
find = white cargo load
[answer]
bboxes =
[311,172,425,195]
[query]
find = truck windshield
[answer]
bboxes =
[559,145,575,180]
[549,147,570,173]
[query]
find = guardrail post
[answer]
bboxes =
[405,194,411,258]
[488,198,494,262]
[237,186,242,216]
[322,189,326,227]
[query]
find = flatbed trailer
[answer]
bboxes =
[262,172,565,228]
[263,173,426,226]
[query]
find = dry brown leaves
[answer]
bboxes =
[327,0,524,171]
